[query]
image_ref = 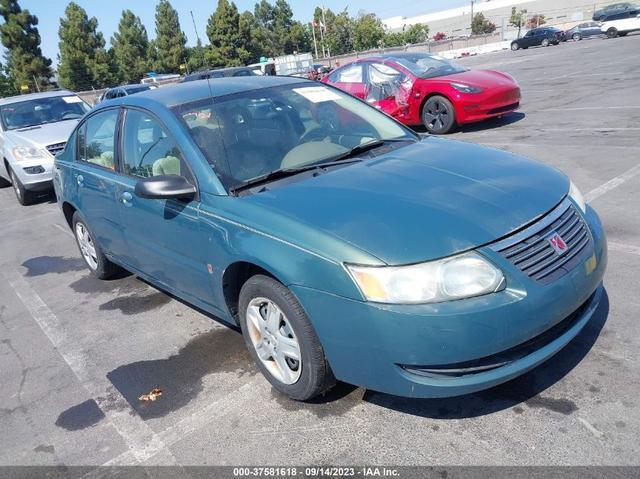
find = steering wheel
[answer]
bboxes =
[298,126,331,145]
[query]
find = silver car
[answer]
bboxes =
[0,90,90,205]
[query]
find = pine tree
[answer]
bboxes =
[0,0,52,93]
[111,10,150,83]
[206,0,243,67]
[154,0,187,73]
[58,2,115,91]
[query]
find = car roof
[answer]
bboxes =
[98,76,309,109]
[0,89,77,106]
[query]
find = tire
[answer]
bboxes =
[606,28,618,38]
[238,274,335,401]
[572,33,581,41]
[9,168,35,206]
[510,42,519,51]
[72,211,121,279]
[541,38,550,47]
[421,95,456,135]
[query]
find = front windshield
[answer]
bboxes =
[392,53,467,79]
[0,95,90,131]
[173,83,416,189]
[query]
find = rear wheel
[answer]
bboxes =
[510,42,519,51]
[606,28,618,38]
[72,212,121,279]
[9,168,34,206]
[421,95,456,134]
[572,33,581,41]
[239,275,335,401]
[541,38,550,47]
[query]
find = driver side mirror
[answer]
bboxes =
[134,175,196,200]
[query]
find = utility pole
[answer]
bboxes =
[311,21,319,58]
[322,5,330,58]
[470,0,474,35]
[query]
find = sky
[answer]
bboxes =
[22,0,470,65]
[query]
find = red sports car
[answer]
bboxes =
[322,53,521,134]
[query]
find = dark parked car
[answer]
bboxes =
[565,22,604,40]
[180,67,258,82]
[98,84,156,103]
[511,27,564,50]
[593,2,639,21]
[53,77,606,401]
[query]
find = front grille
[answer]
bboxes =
[46,142,66,156]
[487,102,519,115]
[492,201,592,284]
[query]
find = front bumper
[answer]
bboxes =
[292,204,607,398]
[11,158,54,188]
[456,87,521,124]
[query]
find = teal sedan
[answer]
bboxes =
[53,76,607,401]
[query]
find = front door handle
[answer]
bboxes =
[120,191,133,206]
[76,174,84,186]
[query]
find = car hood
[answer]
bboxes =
[3,119,79,148]
[431,69,516,89]
[245,138,568,265]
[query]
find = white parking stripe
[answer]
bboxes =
[540,106,640,112]
[585,163,640,202]
[3,270,179,466]
[608,241,640,257]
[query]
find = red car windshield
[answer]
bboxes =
[391,53,467,79]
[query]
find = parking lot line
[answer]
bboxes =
[2,269,179,466]
[540,106,640,112]
[585,163,640,203]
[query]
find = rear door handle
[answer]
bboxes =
[76,174,84,186]
[120,191,133,206]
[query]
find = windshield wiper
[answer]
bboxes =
[228,137,415,195]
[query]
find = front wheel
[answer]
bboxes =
[606,28,618,38]
[422,95,456,134]
[541,38,550,47]
[572,33,581,41]
[510,42,519,51]
[72,212,121,279]
[10,168,34,206]
[239,275,335,401]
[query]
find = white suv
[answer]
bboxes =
[600,11,640,37]
[0,90,89,205]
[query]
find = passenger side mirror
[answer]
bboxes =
[134,175,196,200]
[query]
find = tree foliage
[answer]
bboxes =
[154,0,187,73]
[353,13,385,51]
[471,13,496,35]
[0,0,52,92]
[526,14,546,29]
[111,10,150,83]
[509,7,528,37]
[58,2,116,91]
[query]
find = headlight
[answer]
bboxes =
[346,252,504,304]
[450,82,484,94]
[568,180,586,213]
[12,146,50,161]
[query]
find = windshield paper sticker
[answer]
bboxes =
[62,96,83,103]
[293,87,342,103]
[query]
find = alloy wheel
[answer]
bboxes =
[424,99,450,133]
[75,222,98,270]
[10,170,21,200]
[246,297,302,385]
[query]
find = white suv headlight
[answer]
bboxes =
[568,180,586,213]
[12,146,50,161]
[346,252,504,304]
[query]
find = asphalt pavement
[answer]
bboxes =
[1,33,639,469]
